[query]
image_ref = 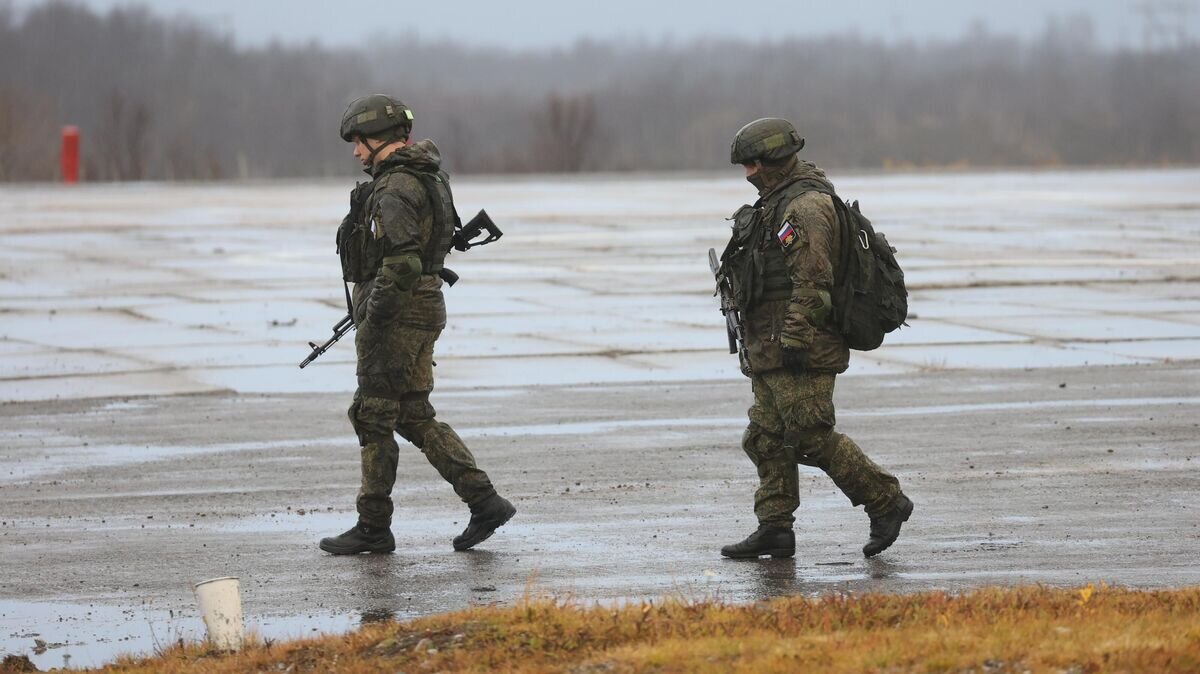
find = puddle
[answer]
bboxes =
[0,599,361,670]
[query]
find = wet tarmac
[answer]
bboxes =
[2,365,1199,668]
[1,168,1198,667]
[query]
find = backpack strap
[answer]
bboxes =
[768,179,858,335]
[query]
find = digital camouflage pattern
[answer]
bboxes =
[724,137,907,531]
[731,158,850,374]
[349,367,495,527]
[744,370,901,527]
[342,138,497,528]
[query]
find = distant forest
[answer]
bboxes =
[1,1,1198,181]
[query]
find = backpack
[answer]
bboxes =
[830,199,908,350]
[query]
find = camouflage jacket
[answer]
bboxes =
[346,140,450,375]
[731,160,850,374]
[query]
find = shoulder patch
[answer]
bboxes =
[776,220,798,249]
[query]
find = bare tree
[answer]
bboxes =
[530,93,599,172]
[0,88,55,181]
[0,2,1197,181]
[97,90,152,181]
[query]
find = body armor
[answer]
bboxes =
[722,178,835,311]
[337,164,458,283]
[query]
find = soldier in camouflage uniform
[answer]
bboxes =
[718,118,913,559]
[319,95,515,555]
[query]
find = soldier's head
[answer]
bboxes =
[730,118,805,192]
[340,94,414,168]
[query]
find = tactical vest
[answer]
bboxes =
[394,167,458,276]
[336,165,459,283]
[722,178,833,310]
[336,179,378,283]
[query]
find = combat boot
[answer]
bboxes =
[319,523,395,555]
[863,494,914,557]
[720,526,795,559]
[453,493,516,551]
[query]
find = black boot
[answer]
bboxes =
[453,493,516,551]
[863,494,914,557]
[319,523,395,555]
[720,525,795,559]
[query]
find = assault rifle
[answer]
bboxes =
[299,312,353,369]
[299,209,504,368]
[708,247,751,376]
[300,281,356,369]
[439,209,503,287]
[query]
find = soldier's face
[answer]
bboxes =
[351,137,377,166]
[742,162,759,178]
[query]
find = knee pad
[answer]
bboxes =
[788,427,837,467]
[350,395,401,440]
[743,422,788,464]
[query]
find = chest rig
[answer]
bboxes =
[338,165,460,284]
[721,178,833,310]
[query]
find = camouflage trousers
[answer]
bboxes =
[742,369,902,528]
[349,326,495,528]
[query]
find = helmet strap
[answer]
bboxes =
[363,137,388,167]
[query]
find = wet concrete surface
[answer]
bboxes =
[2,364,1198,668]
[1,168,1198,667]
[2,168,1199,400]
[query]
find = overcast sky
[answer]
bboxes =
[10,0,1198,49]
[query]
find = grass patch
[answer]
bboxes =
[56,585,1200,673]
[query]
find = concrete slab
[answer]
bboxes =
[2,168,1200,667]
[874,341,1154,370]
[950,314,1200,342]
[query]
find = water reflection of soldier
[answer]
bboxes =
[717,118,913,560]
[319,95,515,555]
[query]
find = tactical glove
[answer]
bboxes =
[365,253,422,325]
[780,334,809,372]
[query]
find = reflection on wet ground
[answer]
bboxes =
[1,170,1198,667]
[1,169,1198,402]
[0,599,358,671]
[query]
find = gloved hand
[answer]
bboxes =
[781,346,808,372]
[780,333,808,372]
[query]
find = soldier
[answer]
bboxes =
[718,118,913,559]
[319,94,515,555]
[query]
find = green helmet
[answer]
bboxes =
[339,94,413,142]
[729,118,805,164]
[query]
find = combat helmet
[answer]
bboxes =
[339,94,413,142]
[729,118,805,164]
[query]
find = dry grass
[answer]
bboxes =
[67,585,1200,673]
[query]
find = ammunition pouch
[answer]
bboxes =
[723,203,792,311]
[337,180,379,283]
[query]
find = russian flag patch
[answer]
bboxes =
[777,222,798,249]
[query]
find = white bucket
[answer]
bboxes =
[193,576,244,651]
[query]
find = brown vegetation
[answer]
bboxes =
[64,585,1200,673]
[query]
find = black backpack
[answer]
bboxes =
[830,199,908,350]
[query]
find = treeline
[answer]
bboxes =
[1,1,1197,181]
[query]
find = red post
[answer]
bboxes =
[60,126,80,184]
